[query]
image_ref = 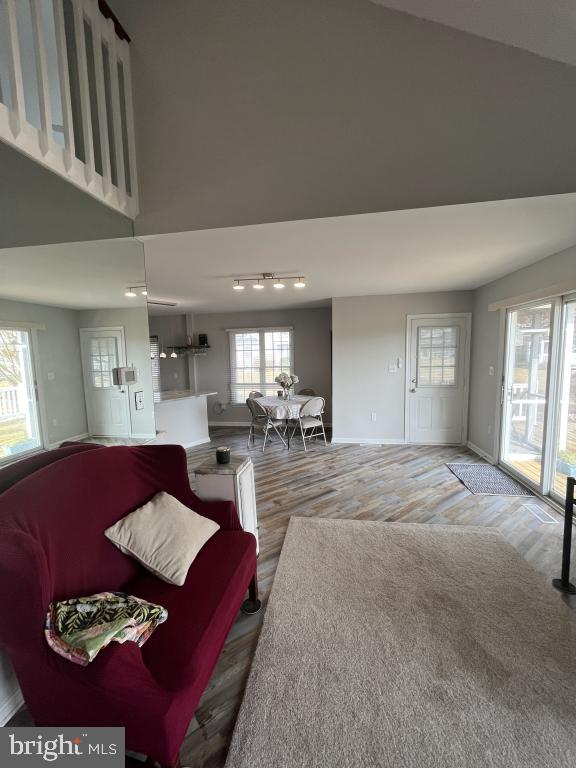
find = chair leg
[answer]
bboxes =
[321,416,328,446]
[247,424,253,449]
[262,425,268,452]
[271,422,287,447]
[299,420,307,452]
[242,571,262,614]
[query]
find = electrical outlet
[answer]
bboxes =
[173,372,179,379]
[488,366,495,376]
[135,391,144,411]
[47,371,55,381]
[52,418,58,427]
[371,412,377,422]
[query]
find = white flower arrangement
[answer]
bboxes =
[275,372,299,396]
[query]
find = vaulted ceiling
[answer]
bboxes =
[370,0,576,67]
[114,0,576,237]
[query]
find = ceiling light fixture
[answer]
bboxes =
[125,285,147,298]
[231,273,305,291]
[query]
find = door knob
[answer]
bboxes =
[410,377,416,393]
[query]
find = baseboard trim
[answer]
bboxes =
[183,437,211,449]
[48,432,89,449]
[331,437,405,446]
[209,421,250,428]
[0,683,23,726]
[466,441,497,464]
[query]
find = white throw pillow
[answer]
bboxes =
[105,492,219,586]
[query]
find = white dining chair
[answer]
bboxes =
[246,397,287,452]
[289,396,327,452]
[248,390,263,399]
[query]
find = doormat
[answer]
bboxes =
[446,463,533,496]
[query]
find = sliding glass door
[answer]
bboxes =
[551,298,576,500]
[500,294,576,502]
[501,302,553,487]
[0,327,42,464]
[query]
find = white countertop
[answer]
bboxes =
[154,389,217,403]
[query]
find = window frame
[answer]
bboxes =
[0,322,46,466]
[149,335,161,401]
[228,326,294,406]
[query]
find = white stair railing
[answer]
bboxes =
[0,0,138,218]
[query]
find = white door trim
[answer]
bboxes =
[404,313,472,444]
[79,326,132,438]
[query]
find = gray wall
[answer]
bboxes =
[468,245,576,460]
[78,308,156,438]
[0,144,133,249]
[0,299,88,445]
[194,308,332,424]
[147,314,190,391]
[114,0,576,236]
[332,292,473,442]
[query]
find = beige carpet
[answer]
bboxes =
[226,518,576,768]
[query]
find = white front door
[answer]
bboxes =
[80,327,131,437]
[406,315,471,444]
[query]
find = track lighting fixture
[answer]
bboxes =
[231,273,306,292]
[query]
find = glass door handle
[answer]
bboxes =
[409,378,417,393]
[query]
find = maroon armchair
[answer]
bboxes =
[0,444,258,767]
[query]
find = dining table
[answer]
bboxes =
[255,394,312,448]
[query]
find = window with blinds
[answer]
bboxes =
[228,327,294,404]
[149,336,161,400]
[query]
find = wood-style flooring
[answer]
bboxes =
[179,427,575,768]
[8,428,575,767]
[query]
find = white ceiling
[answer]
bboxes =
[142,193,576,315]
[0,238,147,310]
[369,0,576,67]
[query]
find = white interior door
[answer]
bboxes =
[80,327,131,437]
[406,315,470,444]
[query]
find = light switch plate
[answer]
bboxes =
[388,364,398,373]
[135,391,144,410]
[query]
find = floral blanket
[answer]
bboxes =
[45,592,168,666]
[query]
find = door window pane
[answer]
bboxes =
[0,328,41,462]
[553,301,576,498]
[89,336,118,388]
[501,303,551,486]
[417,325,458,387]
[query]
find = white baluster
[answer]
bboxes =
[71,0,94,185]
[88,0,111,197]
[52,0,75,170]
[4,0,26,139]
[108,24,126,200]
[30,0,53,155]
[118,37,138,214]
